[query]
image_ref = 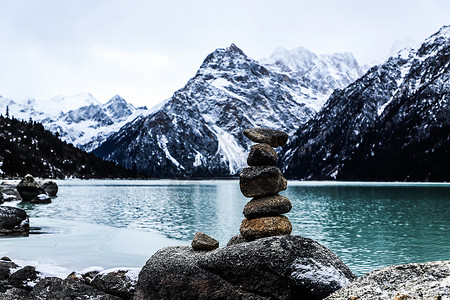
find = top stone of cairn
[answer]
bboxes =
[243,127,289,147]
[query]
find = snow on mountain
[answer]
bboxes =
[261,47,368,98]
[282,25,450,181]
[0,94,147,152]
[93,44,366,177]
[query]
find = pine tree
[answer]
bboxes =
[6,105,9,118]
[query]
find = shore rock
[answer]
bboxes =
[135,235,356,300]
[8,266,39,291]
[0,184,21,201]
[243,194,292,219]
[31,277,121,299]
[91,268,139,300]
[326,260,450,299]
[243,127,289,147]
[41,181,58,196]
[0,206,29,236]
[240,166,287,197]
[240,215,292,240]
[16,175,47,202]
[247,143,277,166]
[191,232,219,251]
[0,261,19,281]
[226,234,247,246]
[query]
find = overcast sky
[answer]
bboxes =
[0,0,449,108]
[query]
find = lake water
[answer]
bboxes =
[1,180,449,276]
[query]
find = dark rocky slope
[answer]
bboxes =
[282,25,450,181]
[0,116,138,179]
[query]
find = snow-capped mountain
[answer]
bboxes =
[261,47,368,96]
[93,44,366,177]
[0,94,147,152]
[282,25,450,181]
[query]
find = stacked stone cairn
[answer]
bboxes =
[239,127,292,241]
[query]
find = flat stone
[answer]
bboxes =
[16,174,47,202]
[247,143,277,166]
[243,194,292,219]
[240,166,287,198]
[30,194,52,204]
[243,127,288,147]
[240,215,292,241]
[191,231,219,251]
[326,260,450,300]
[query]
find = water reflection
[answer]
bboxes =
[18,180,450,275]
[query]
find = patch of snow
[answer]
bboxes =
[291,257,350,289]
[157,135,185,170]
[209,125,247,174]
[193,151,205,167]
[96,267,141,283]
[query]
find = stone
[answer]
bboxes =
[240,215,292,241]
[90,268,139,300]
[1,257,12,261]
[16,174,47,202]
[135,235,356,300]
[31,277,121,299]
[243,194,292,219]
[42,181,58,196]
[0,185,21,201]
[30,194,51,204]
[326,260,450,300]
[243,127,289,147]
[226,234,247,246]
[191,231,219,251]
[247,143,277,166]
[0,260,19,280]
[240,166,287,197]
[0,206,29,236]
[8,266,39,291]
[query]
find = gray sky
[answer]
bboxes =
[0,0,448,108]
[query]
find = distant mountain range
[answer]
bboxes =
[92,44,366,177]
[2,25,448,181]
[282,25,450,181]
[0,93,148,152]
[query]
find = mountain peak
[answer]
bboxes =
[227,43,245,56]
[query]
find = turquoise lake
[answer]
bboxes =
[3,180,450,276]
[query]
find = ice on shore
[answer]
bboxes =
[0,217,188,278]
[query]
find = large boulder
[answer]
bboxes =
[135,235,356,300]
[0,206,29,236]
[326,260,450,299]
[16,175,47,202]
